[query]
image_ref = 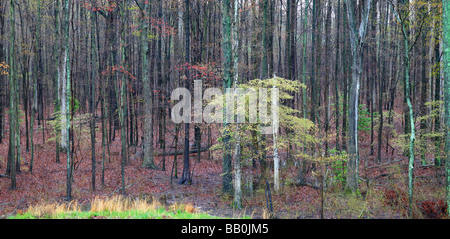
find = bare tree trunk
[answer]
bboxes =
[334,0,341,151]
[344,0,372,194]
[63,0,72,200]
[0,0,4,145]
[324,0,331,157]
[8,0,17,190]
[442,0,450,217]
[232,0,242,208]
[221,0,233,193]
[142,1,156,169]
[52,0,61,164]
[378,1,389,163]
[180,0,192,185]
[90,10,98,191]
[119,1,127,194]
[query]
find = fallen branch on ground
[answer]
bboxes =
[155,147,210,156]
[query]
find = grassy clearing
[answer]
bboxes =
[11,208,223,219]
[9,195,237,219]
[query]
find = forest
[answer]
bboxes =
[0,0,449,219]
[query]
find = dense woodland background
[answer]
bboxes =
[0,0,449,219]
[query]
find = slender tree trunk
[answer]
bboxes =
[324,0,331,157]
[334,0,341,151]
[369,0,377,157]
[222,0,233,193]
[180,0,192,184]
[0,0,4,145]
[297,0,310,186]
[344,0,372,194]
[119,2,127,194]
[378,2,389,163]
[391,0,415,218]
[63,0,72,200]
[262,0,268,79]
[9,0,17,190]
[18,3,30,159]
[90,10,98,191]
[342,1,349,151]
[96,9,106,185]
[442,0,450,217]
[403,27,415,219]
[157,0,164,151]
[310,0,317,124]
[232,0,242,207]
[434,12,442,167]
[54,0,61,164]
[420,7,428,165]
[302,0,309,119]
[30,0,42,174]
[142,1,156,169]
[60,1,69,154]
[286,0,292,80]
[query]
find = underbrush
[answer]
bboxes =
[241,163,449,219]
[380,180,448,219]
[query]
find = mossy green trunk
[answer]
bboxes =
[222,0,233,194]
[443,0,450,217]
[9,0,17,190]
[404,28,415,219]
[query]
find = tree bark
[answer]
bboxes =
[8,0,17,190]
[54,0,61,164]
[344,0,372,194]
[180,0,192,185]
[324,0,331,157]
[443,0,450,217]
[30,0,42,173]
[232,0,242,208]
[0,0,4,145]
[391,0,415,218]
[142,1,156,169]
[222,0,233,193]
[63,0,72,200]
[90,10,98,191]
[119,1,128,194]
[334,0,341,151]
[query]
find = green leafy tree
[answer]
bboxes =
[211,77,318,196]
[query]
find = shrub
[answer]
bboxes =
[418,199,448,219]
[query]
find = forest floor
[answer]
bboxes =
[0,111,448,219]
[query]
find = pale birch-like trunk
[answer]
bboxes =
[232,0,242,209]
[273,79,279,192]
[344,0,372,194]
[62,0,72,200]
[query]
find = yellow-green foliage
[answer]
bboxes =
[47,111,96,146]
[394,100,444,161]
[210,77,318,164]
[0,62,9,75]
